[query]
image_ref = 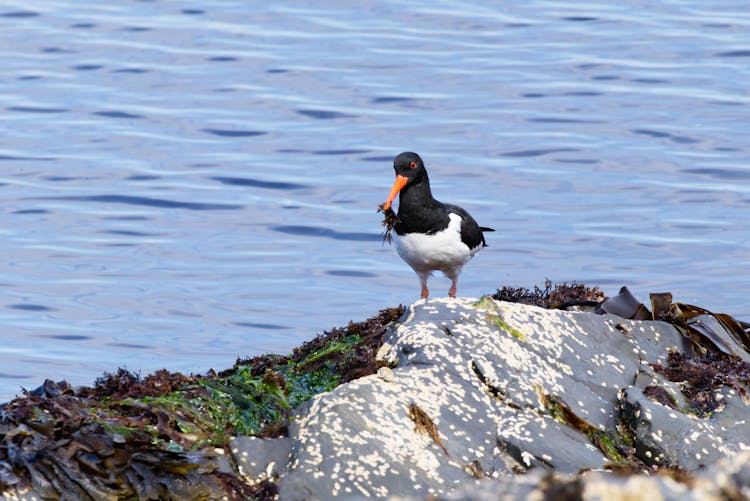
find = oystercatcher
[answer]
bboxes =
[379,152,494,299]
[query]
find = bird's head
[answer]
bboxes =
[382,152,427,211]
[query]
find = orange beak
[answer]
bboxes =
[382,174,408,211]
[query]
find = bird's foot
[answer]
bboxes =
[421,285,429,299]
[448,283,457,298]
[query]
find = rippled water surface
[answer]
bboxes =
[2,1,749,400]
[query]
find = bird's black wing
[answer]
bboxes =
[395,203,450,235]
[443,204,489,250]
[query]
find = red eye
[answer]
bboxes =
[409,161,417,169]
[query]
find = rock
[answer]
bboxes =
[275,297,704,499]
[443,472,544,501]
[279,362,501,499]
[444,471,696,501]
[5,296,750,500]
[447,450,750,501]
[496,407,608,474]
[621,366,750,470]
[700,450,750,500]
[230,436,292,484]
[622,385,714,469]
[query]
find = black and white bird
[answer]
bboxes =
[380,152,494,299]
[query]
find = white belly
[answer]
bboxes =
[393,213,478,278]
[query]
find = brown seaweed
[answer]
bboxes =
[407,403,448,455]
[377,204,400,245]
[599,288,750,360]
[642,385,679,410]
[596,286,652,320]
[652,351,750,416]
[493,279,606,310]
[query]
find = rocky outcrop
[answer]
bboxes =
[267,297,750,499]
[4,296,750,500]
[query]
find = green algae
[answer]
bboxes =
[296,334,362,371]
[286,367,340,407]
[487,314,527,342]
[472,295,500,311]
[200,361,340,438]
[473,296,528,341]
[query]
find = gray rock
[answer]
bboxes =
[279,363,499,499]
[229,436,292,483]
[277,297,694,499]
[701,450,750,500]
[706,388,750,449]
[448,470,684,501]
[449,450,750,501]
[496,407,608,474]
[622,384,711,469]
[444,472,545,501]
[621,368,750,470]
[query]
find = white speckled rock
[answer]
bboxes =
[621,383,750,470]
[495,406,608,473]
[445,450,750,501]
[276,297,704,499]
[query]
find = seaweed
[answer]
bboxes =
[599,289,750,360]
[642,385,679,410]
[290,305,405,382]
[0,305,405,499]
[652,351,750,417]
[377,204,400,245]
[0,395,229,500]
[537,389,631,466]
[78,368,203,401]
[407,403,448,455]
[492,279,606,310]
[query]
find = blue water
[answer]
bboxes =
[1,1,749,401]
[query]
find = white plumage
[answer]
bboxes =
[393,212,481,289]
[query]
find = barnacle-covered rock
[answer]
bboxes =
[277,297,750,499]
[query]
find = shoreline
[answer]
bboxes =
[2,283,750,500]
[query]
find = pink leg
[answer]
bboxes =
[421,284,429,299]
[448,280,457,298]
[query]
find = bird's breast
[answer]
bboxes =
[393,213,475,272]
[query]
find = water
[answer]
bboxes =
[1,1,749,401]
